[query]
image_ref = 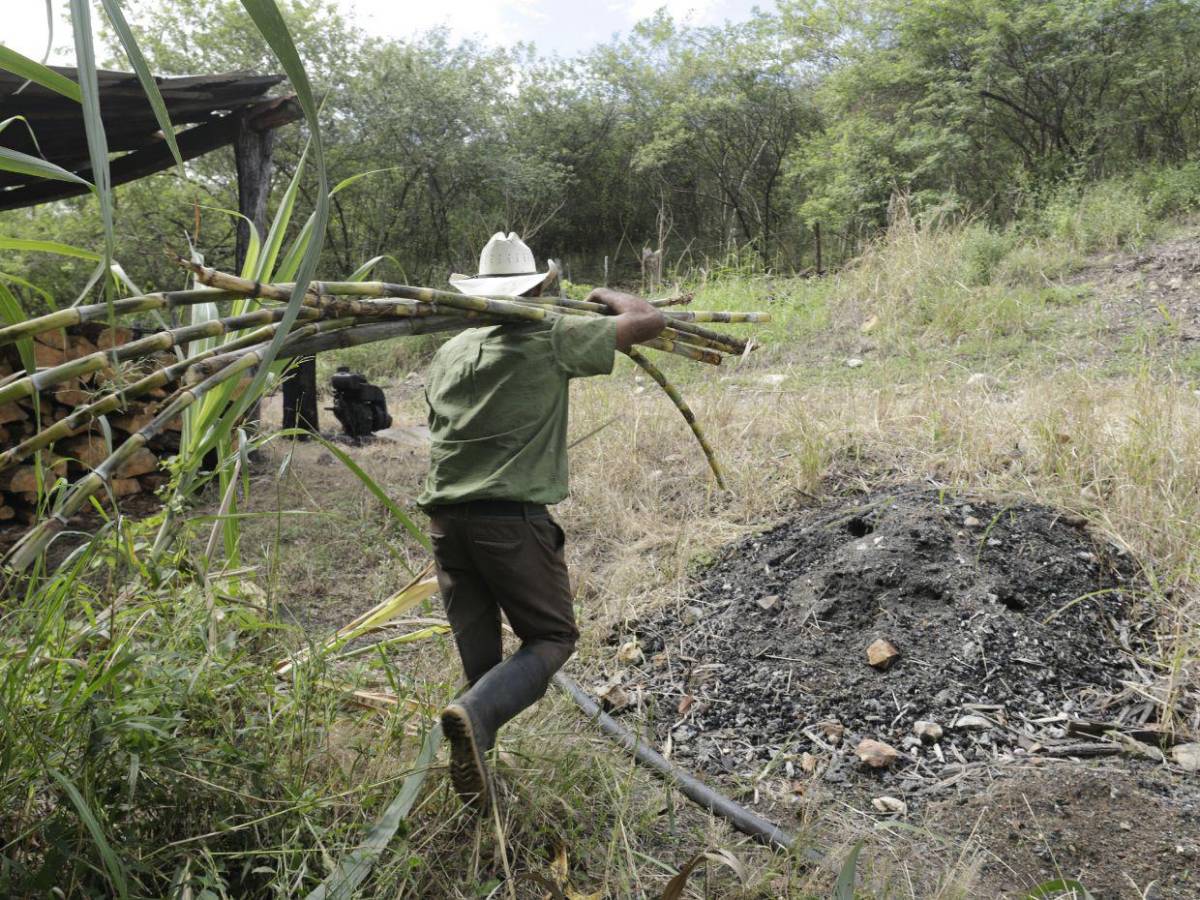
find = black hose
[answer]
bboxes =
[553,672,826,866]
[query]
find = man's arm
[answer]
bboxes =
[584,288,667,352]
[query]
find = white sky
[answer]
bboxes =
[5,0,764,63]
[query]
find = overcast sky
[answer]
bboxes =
[6,0,765,64]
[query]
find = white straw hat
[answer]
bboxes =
[449,232,558,297]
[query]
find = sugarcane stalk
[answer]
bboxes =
[663,318,750,353]
[0,289,240,349]
[664,310,769,323]
[661,326,742,354]
[625,347,726,490]
[505,294,746,354]
[185,315,473,381]
[178,260,727,365]
[0,306,322,406]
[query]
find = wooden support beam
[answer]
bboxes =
[281,357,319,437]
[0,97,302,211]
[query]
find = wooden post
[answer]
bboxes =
[814,221,823,275]
[234,112,318,435]
[234,114,275,273]
[281,358,319,437]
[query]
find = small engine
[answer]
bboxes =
[329,366,392,439]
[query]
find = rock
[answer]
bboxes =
[756,373,787,386]
[913,720,943,742]
[963,516,982,528]
[756,594,781,611]
[860,315,879,333]
[866,638,900,670]
[871,796,907,815]
[597,683,630,712]
[855,739,901,768]
[681,605,704,625]
[817,720,845,745]
[1172,742,1200,772]
[616,640,643,664]
[953,714,992,730]
[966,372,999,388]
[845,357,864,368]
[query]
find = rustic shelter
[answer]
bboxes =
[0,65,318,432]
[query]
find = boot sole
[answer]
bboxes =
[441,704,489,811]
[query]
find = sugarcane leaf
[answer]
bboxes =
[0,146,92,185]
[197,204,261,279]
[0,115,47,157]
[98,0,184,173]
[72,259,109,307]
[309,435,431,552]
[205,0,327,452]
[0,281,37,374]
[348,254,402,282]
[832,840,864,900]
[0,270,56,308]
[0,45,81,102]
[660,849,745,900]
[255,142,307,280]
[0,237,101,261]
[273,168,394,280]
[306,720,442,900]
[48,769,130,899]
[69,0,115,267]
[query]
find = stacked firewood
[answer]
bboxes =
[0,324,179,525]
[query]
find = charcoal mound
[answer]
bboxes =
[626,487,1140,789]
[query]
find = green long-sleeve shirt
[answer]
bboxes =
[417,316,618,507]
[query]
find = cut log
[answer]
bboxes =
[33,343,67,368]
[60,434,161,478]
[34,330,69,351]
[117,447,159,478]
[60,434,113,469]
[109,477,142,498]
[111,409,157,433]
[68,335,99,359]
[0,504,14,521]
[0,402,25,425]
[95,326,134,350]
[7,459,68,493]
[52,379,90,408]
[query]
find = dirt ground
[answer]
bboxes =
[1076,231,1200,346]
[928,760,1200,896]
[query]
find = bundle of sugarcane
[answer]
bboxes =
[0,258,770,571]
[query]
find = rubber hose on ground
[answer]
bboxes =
[553,672,826,867]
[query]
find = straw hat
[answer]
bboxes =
[449,232,559,297]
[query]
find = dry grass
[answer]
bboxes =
[229,212,1200,897]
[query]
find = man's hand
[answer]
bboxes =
[585,287,667,352]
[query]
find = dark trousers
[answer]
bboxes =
[427,504,578,698]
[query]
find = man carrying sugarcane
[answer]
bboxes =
[418,233,665,810]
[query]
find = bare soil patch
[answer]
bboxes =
[1077,229,1200,345]
[928,760,1200,897]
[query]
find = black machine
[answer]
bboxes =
[329,367,392,439]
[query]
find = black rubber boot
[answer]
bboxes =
[441,645,559,810]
